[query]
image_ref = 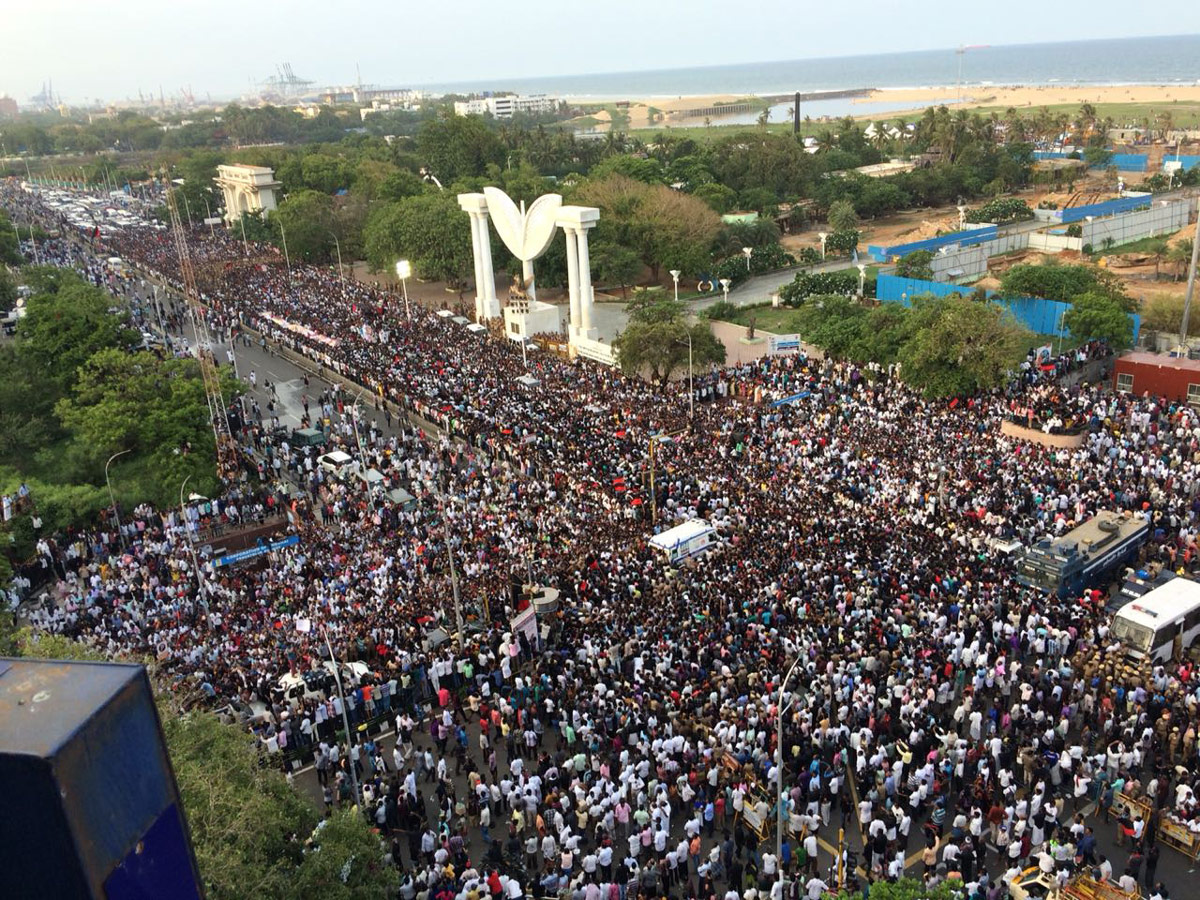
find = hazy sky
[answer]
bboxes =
[2,0,1196,103]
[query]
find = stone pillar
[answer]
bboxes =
[564,226,581,337]
[477,215,499,319]
[457,194,492,321]
[555,205,601,346]
[577,225,597,339]
[468,214,486,319]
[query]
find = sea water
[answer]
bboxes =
[417,34,1200,101]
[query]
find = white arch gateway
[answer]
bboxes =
[458,188,601,345]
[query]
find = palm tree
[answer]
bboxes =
[1157,110,1175,141]
[1168,238,1194,282]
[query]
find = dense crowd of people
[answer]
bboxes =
[5,179,1200,899]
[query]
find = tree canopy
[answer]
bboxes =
[613,298,726,385]
[1063,291,1134,347]
[363,192,474,284]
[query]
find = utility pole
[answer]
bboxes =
[1180,197,1200,348]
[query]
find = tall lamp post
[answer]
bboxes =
[669,269,681,304]
[1180,198,1200,346]
[719,278,732,306]
[179,475,209,605]
[818,232,828,260]
[396,259,412,319]
[320,622,361,809]
[646,433,678,525]
[434,478,466,652]
[856,263,868,298]
[277,215,292,283]
[776,654,806,898]
[677,328,694,420]
[350,393,375,516]
[742,246,753,272]
[105,448,133,550]
[329,231,345,284]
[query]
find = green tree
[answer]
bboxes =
[614,303,725,385]
[0,267,16,308]
[416,113,505,182]
[1168,238,1194,281]
[1000,262,1131,309]
[898,295,1028,397]
[1064,291,1134,347]
[17,277,138,388]
[589,154,665,184]
[363,193,474,285]
[692,182,738,214]
[293,809,400,899]
[1083,146,1114,169]
[271,190,337,263]
[0,209,21,265]
[827,199,859,232]
[894,250,935,280]
[592,241,643,299]
[576,174,721,281]
[54,348,227,507]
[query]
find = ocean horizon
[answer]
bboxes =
[414,34,1200,100]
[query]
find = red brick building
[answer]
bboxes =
[1113,351,1200,405]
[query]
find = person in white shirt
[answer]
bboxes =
[805,876,828,900]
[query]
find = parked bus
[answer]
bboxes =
[1111,576,1200,662]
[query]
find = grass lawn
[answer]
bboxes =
[714,305,807,334]
[1085,235,1173,258]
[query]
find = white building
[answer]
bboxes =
[453,94,559,119]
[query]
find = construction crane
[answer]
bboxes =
[164,184,239,480]
[260,63,314,100]
[955,45,990,103]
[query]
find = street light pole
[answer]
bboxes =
[856,263,868,298]
[329,232,345,285]
[179,474,209,606]
[678,329,694,420]
[321,622,361,809]
[670,269,681,304]
[719,278,731,306]
[818,232,828,260]
[742,246,753,272]
[105,448,133,549]
[278,216,292,283]
[350,394,375,516]
[777,654,805,898]
[396,260,412,319]
[435,478,465,652]
[202,195,215,238]
[1180,197,1200,347]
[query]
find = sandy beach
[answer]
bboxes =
[861,83,1200,110]
[568,83,1200,131]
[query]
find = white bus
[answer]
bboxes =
[1111,577,1200,662]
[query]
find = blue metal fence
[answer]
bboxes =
[1109,153,1148,172]
[1057,193,1151,224]
[1169,155,1200,171]
[866,224,997,262]
[875,274,1140,341]
[1032,150,1147,171]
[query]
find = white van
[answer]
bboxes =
[1111,577,1200,662]
[317,450,356,478]
[649,518,718,565]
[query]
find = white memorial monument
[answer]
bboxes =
[214,164,282,224]
[457,188,604,353]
